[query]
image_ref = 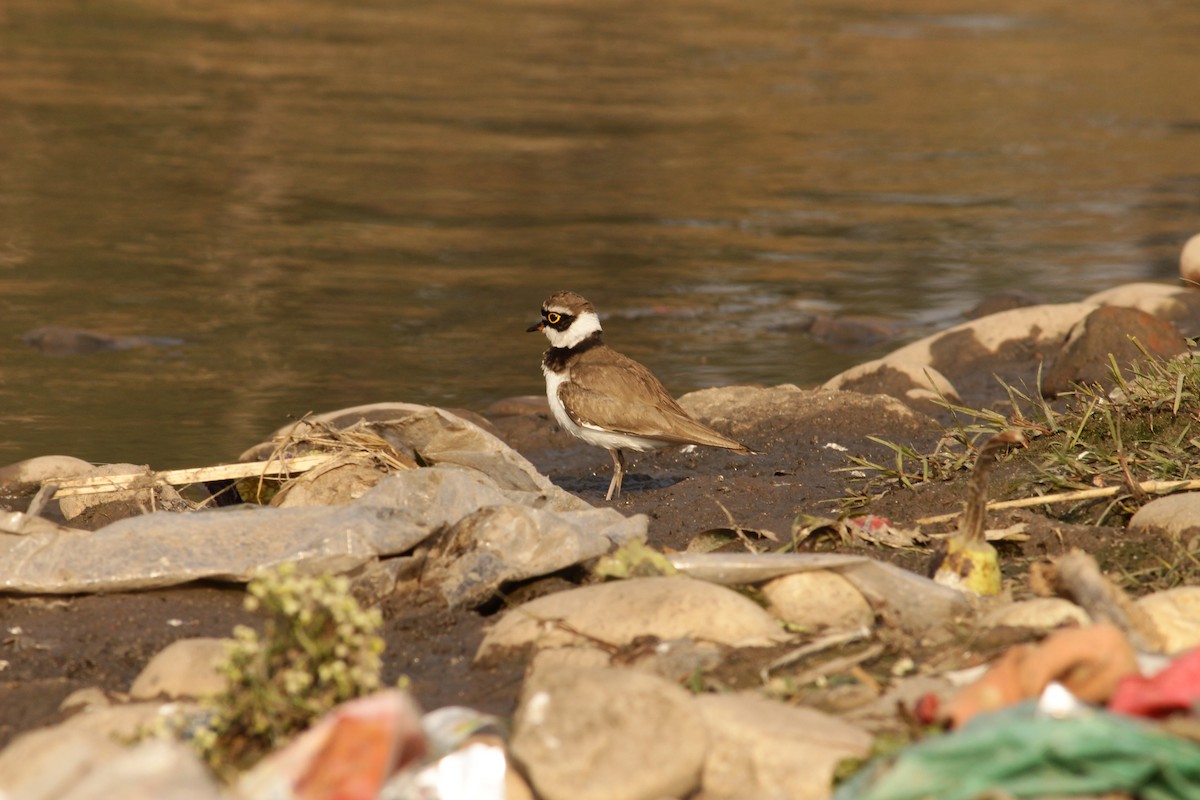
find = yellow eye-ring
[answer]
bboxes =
[546,312,562,324]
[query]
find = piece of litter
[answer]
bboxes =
[1039,681,1086,719]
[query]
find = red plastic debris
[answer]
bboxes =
[1109,647,1200,718]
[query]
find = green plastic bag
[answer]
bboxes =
[835,702,1200,800]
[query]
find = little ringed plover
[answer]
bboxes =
[527,290,750,500]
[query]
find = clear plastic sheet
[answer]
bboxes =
[1,456,645,596]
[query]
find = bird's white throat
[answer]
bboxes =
[544,310,602,349]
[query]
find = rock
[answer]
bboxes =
[0,455,95,496]
[807,315,903,350]
[20,327,183,356]
[1042,306,1187,396]
[483,395,550,417]
[129,637,230,701]
[528,645,614,676]
[59,687,115,712]
[57,463,189,526]
[620,637,725,681]
[510,666,706,800]
[52,739,222,800]
[530,637,725,683]
[965,291,1042,319]
[822,363,959,416]
[824,303,1096,411]
[1086,281,1200,338]
[505,766,537,800]
[0,702,188,799]
[22,326,122,355]
[695,693,872,800]
[1136,586,1200,654]
[842,673,956,731]
[1128,493,1200,544]
[668,552,971,637]
[476,576,790,662]
[1182,233,1200,288]
[980,598,1091,630]
[761,570,874,632]
[270,455,389,507]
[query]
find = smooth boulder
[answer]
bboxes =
[476,576,790,662]
[696,693,872,800]
[510,666,706,800]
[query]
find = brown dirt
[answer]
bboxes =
[0,388,1184,752]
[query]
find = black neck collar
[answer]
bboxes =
[543,331,603,371]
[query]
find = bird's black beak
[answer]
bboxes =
[526,321,544,333]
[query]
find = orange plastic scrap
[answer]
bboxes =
[1109,646,1200,718]
[240,690,428,800]
[943,624,1139,728]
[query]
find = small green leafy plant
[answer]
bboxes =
[192,564,385,778]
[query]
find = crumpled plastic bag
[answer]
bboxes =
[835,701,1200,800]
[0,467,646,595]
[423,504,648,607]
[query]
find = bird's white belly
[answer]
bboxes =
[543,366,666,453]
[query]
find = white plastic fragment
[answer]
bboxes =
[668,551,971,634]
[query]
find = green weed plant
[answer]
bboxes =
[192,564,385,778]
[842,345,1200,525]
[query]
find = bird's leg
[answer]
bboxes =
[605,449,625,501]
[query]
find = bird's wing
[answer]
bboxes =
[560,349,747,450]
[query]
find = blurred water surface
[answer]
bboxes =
[0,0,1198,467]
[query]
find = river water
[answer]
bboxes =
[1,0,1197,468]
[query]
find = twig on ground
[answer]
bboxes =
[916,478,1200,526]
